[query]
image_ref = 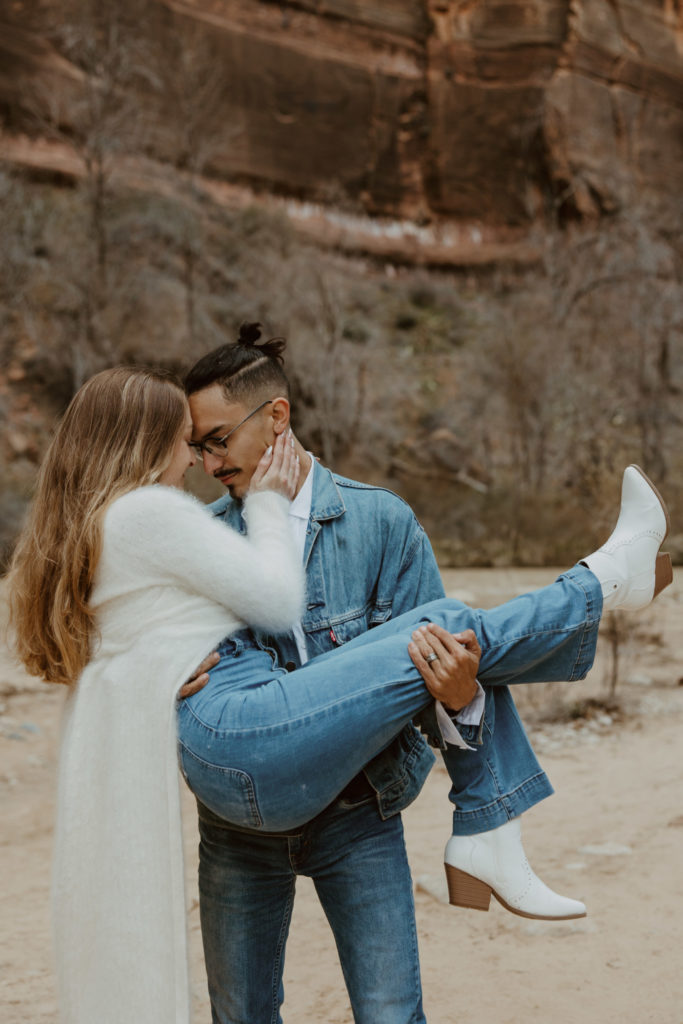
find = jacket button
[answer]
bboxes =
[285,662,296,672]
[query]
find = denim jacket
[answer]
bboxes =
[208,462,445,819]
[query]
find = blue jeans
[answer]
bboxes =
[448,685,555,833]
[177,566,601,1023]
[196,793,424,1024]
[177,568,601,832]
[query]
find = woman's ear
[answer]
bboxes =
[270,397,291,435]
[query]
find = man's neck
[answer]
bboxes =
[292,440,313,498]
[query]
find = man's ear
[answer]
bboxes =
[270,397,291,435]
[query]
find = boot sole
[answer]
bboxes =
[445,863,587,921]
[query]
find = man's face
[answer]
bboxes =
[188,384,276,499]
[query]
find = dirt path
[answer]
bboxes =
[2,570,682,1023]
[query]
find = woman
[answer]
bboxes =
[8,367,670,1024]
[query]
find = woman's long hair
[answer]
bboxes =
[7,366,187,686]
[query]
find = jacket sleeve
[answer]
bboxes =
[390,514,446,616]
[380,507,449,748]
[103,486,305,634]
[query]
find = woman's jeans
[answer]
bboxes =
[177,566,601,832]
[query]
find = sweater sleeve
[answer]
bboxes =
[102,486,305,633]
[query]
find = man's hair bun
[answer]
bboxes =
[238,322,263,346]
[237,321,286,363]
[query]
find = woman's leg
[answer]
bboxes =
[317,565,601,686]
[179,566,601,831]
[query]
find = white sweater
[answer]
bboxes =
[52,485,304,1024]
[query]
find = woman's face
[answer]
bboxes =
[159,403,196,488]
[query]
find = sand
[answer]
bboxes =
[1,569,682,1023]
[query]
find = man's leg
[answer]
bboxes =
[445,686,555,834]
[304,792,426,1024]
[437,566,597,833]
[197,804,297,1024]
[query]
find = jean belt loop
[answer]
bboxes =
[218,633,246,657]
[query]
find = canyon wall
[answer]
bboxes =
[1,0,681,236]
[1,1,682,565]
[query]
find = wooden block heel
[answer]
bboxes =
[654,552,673,599]
[444,863,492,911]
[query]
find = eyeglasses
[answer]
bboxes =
[189,400,273,460]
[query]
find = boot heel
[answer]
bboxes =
[654,552,673,598]
[444,863,492,911]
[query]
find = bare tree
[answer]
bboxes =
[146,6,237,343]
[20,0,151,379]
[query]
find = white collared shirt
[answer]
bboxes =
[287,456,315,664]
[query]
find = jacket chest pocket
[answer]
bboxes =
[324,598,392,647]
[328,612,369,645]
[304,606,370,654]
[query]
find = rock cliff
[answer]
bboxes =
[1,1,682,567]
[1,0,681,247]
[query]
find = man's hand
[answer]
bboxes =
[408,623,481,711]
[177,651,220,700]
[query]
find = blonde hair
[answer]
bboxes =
[7,367,187,686]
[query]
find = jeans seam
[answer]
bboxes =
[484,742,503,799]
[565,565,602,620]
[564,567,602,680]
[270,876,296,1023]
[408,872,424,1024]
[570,625,595,681]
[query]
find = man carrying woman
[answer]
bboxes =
[7,351,671,1024]
[182,324,672,1024]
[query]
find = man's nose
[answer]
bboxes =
[197,450,221,474]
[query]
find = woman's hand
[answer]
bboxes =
[249,430,300,500]
[408,623,481,711]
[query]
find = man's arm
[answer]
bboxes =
[390,519,445,613]
[178,651,219,699]
[386,508,484,736]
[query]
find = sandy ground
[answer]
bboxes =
[1,568,682,1024]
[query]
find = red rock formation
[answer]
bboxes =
[1,0,681,241]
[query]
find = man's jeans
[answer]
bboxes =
[197,793,425,1024]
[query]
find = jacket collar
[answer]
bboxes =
[208,461,345,524]
[309,462,345,522]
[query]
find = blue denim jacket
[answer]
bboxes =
[208,462,446,819]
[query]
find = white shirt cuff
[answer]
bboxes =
[453,679,485,726]
[434,680,485,750]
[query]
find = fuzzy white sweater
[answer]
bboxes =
[52,485,304,1024]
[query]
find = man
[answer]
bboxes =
[181,325,591,1024]
[184,323,671,1019]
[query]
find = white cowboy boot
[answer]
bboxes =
[444,818,586,920]
[582,464,672,611]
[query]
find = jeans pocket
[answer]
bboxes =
[179,744,263,829]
